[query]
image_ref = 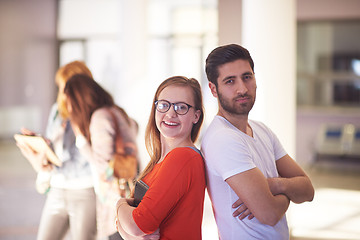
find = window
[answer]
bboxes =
[57,0,217,103]
[297,20,360,107]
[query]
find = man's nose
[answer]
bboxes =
[236,80,248,95]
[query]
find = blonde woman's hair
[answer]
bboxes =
[55,61,93,119]
[138,76,204,181]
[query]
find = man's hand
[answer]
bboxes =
[232,198,254,220]
[273,155,315,203]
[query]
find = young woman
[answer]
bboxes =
[115,76,206,240]
[64,74,139,240]
[16,61,97,240]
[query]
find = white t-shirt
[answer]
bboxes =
[201,116,289,240]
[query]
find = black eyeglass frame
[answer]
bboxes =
[154,100,194,115]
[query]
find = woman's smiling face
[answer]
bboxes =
[155,85,200,143]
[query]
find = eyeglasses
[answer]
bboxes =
[155,100,193,115]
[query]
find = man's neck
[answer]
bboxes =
[217,109,249,135]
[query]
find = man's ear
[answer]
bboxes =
[209,82,218,98]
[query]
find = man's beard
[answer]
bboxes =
[217,90,255,116]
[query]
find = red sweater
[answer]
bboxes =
[132,147,206,240]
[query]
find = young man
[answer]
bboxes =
[201,44,314,239]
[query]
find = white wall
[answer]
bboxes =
[0,0,57,137]
[218,0,297,157]
[297,0,360,20]
[242,0,296,157]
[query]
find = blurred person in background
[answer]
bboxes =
[16,61,97,240]
[64,74,139,240]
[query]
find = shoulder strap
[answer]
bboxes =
[108,108,125,154]
[186,146,203,158]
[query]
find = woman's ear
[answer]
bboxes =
[193,110,201,124]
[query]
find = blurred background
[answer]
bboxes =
[0,0,360,239]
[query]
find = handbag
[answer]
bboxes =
[106,109,138,197]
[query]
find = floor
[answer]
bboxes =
[0,140,46,240]
[288,159,360,240]
[0,139,359,240]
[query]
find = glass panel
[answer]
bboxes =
[58,0,120,38]
[59,40,85,66]
[86,39,122,100]
[58,0,218,105]
[147,2,217,82]
[297,20,360,107]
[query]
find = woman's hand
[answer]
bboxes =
[115,198,160,240]
[20,127,36,136]
[16,141,53,172]
[232,198,254,220]
[16,128,53,173]
[115,218,160,240]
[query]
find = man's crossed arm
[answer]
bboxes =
[227,154,314,226]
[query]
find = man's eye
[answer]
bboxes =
[225,79,233,84]
[243,75,253,81]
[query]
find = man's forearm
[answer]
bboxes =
[262,193,290,226]
[268,176,314,203]
[227,168,291,226]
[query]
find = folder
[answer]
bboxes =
[133,180,149,207]
[14,134,62,167]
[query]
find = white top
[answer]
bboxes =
[201,116,289,240]
[44,104,93,190]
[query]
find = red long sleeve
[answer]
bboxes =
[132,147,206,240]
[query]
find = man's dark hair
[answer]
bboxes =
[205,44,255,86]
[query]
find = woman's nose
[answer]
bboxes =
[166,104,177,117]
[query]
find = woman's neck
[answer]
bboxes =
[158,136,194,163]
